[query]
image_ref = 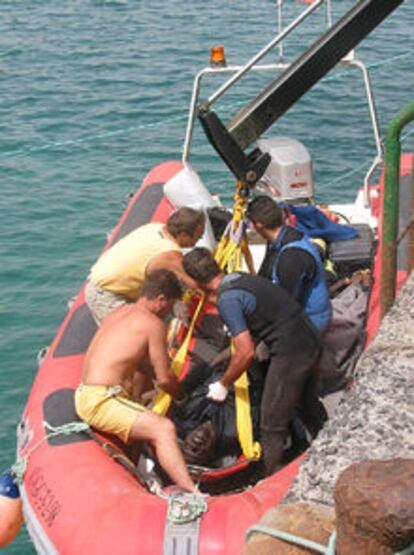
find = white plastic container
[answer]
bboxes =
[164,166,217,209]
[164,165,217,249]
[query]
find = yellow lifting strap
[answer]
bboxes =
[153,181,261,461]
[232,345,262,461]
[213,181,261,461]
[152,291,205,416]
[216,181,262,460]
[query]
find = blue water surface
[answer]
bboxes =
[0,1,413,553]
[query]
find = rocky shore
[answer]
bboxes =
[284,271,414,506]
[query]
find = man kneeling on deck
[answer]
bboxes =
[85,207,205,324]
[75,269,196,492]
[183,248,326,476]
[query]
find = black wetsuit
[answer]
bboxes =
[259,226,316,304]
[218,273,326,475]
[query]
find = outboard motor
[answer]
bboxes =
[257,137,314,204]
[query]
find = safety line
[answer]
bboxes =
[317,126,414,191]
[0,51,411,160]
[0,114,184,158]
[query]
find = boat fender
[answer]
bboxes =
[164,167,216,210]
[164,167,217,249]
[0,468,23,548]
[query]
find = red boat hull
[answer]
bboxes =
[20,156,412,554]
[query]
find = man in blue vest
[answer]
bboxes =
[246,196,332,333]
[182,247,326,476]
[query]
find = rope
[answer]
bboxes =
[0,114,184,158]
[319,158,375,188]
[246,525,414,555]
[246,525,337,554]
[155,488,208,524]
[402,128,414,141]
[1,51,410,161]
[318,128,414,191]
[14,419,153,490]
[12,421,90,484]
[13,418,207,524]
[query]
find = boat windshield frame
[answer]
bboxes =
[182,0,382,208]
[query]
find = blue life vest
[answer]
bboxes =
[271,228,332,332]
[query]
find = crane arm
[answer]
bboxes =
[198,0,404,186]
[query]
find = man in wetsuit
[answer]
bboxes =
[85,207,205,324]
[182,247,325,476]
[75,269,196,492]
[246,196,332,333]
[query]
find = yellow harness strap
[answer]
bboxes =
[232,346,262,460]
[214,181,261,460]
[153,181,261,461]
[152,292,205,416]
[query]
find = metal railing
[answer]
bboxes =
[182,0,382,209]
[183,0,327,165]
[381,100,414,318]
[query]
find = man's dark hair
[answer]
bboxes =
[183,247,221,284]
[142,269,182,300]
[246,196,283,229]
[166,207,205,237]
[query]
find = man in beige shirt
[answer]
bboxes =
[75,269,196,492]
[85,207,205,323]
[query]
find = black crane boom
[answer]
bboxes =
[198,0,404,186]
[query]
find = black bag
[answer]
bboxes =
[171,359,263,460]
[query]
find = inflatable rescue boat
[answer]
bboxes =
[17,144,413,553]
[16,1,412,553]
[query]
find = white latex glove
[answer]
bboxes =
[206,381,228,403]
[173,300,189,325]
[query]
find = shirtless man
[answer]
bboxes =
[75,269,196,492]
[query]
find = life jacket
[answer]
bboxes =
[217,273,317,355]
[271,227,332,332]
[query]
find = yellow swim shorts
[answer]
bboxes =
[74,384,147,443]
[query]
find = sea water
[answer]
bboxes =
[0,1,413,553]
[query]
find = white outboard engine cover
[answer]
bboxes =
[257,137,314,202]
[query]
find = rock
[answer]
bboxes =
[285,272,414,507]
[334,459,414,555]
[242,503,335,555]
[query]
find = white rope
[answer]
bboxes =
[12,421,90,484]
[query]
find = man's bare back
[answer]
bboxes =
[82,298,181,400]
[76,269,195,491]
